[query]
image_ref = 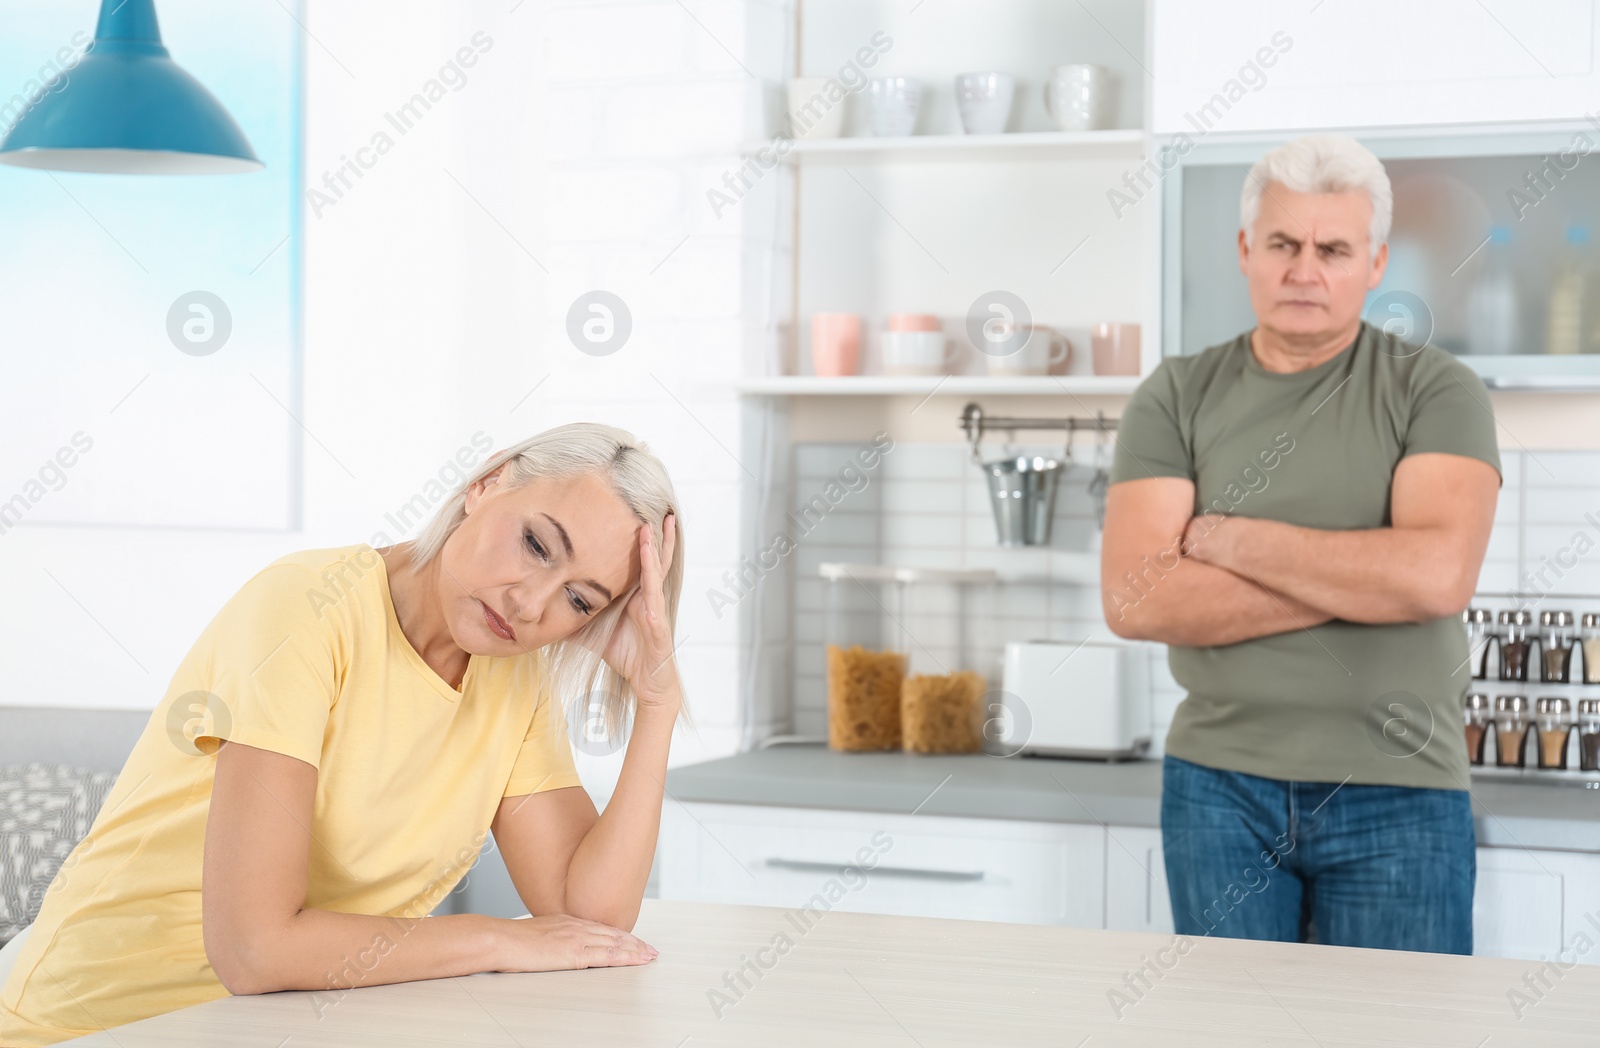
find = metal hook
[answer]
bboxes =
[961,402,984,463]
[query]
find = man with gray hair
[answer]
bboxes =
[1101,133,1500,953]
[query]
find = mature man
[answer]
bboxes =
[1101,134,1500,953]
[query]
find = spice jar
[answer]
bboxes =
[1540,610,1576,683]
[1464,608,1494,680]
[1535,696,1573,770]
[1496,610,1534,682]
[1582,614,1600,684]
[1464,692,1492,765]
[1493,695,1530,767]
[1578,698,1600,772]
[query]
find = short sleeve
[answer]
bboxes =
[1109,361,1194,484]
[186,563,338,769]
[503,668,583,798]
[1403,356,1503,481]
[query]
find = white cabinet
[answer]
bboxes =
[1101,833,1600,960]
[1475,847,1600,966]
[1104,825,1174,934]
[657,802,1105,928]
[656,804,1598,962]
[1151,0,1600,134]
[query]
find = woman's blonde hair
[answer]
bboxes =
[407,422,685,743]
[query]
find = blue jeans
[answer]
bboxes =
[1160,755,1475,954]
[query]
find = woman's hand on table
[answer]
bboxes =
[601,512,681,714]
[494,913,658,972]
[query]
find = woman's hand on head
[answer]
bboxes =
[601,512,680,711]
[494,913,658,972]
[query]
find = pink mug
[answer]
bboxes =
[812,313,861,376]
[1091,322,1140,376]
[888,313,941,333]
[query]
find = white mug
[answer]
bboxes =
[1044,64,1114,132]
[985,328,1070,376]
[955,72,1015,135]
[787,77,845,139]
[881,330,957,376]
[868,77,921,137]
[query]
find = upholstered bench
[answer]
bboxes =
[0,707,148,984]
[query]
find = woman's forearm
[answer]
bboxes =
[561,697,679,929]
[222,907,505,995]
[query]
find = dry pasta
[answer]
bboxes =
[827,645,905,751]
[902,670,986,754]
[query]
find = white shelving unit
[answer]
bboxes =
[818,559,1099,586]
[736,375,1141,396]
[742,0,1158,398]
[745,129,1146,165]
[733,0,1152,746]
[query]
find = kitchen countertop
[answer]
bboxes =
[665,744,1600,853]
[62,898,1600,1047]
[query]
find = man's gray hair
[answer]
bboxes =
[1240,133,1393,260]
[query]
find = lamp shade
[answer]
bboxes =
[0,0,262,174]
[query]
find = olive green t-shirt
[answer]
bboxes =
[1109,321,1502,790]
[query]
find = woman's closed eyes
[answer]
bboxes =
[523,528,596,615]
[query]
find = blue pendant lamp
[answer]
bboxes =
[0,0,261,174]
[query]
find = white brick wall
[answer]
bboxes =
[530,1,1600,772]
[530,0,795,785]
[781,442,1582,758]
[784,440,1132,740]
[541,4,693,82]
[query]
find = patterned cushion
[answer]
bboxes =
[0,764,117,945]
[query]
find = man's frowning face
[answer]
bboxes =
[1239,180,1388,345]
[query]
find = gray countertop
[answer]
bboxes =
[665,744,1600,853]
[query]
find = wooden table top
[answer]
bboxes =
[63,899,1600,1046]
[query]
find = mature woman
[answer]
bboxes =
[0,423,685,1045]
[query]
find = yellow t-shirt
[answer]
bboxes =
[0,544,581,1046]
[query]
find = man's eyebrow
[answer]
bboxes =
[1266,231,1352,251]
[540,513,574,558]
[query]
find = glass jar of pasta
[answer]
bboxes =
[822,564,906,751]
[902,667,988,754]
[821,563,998,754]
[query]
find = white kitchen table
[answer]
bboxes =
[60,899,1598,1046]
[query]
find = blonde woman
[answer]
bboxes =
[0,423,685,1046]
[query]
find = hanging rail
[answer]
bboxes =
[958,401,1117,458]
[957,401,1118,439]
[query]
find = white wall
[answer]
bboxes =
[0,0,785,798]
[781,439,1600,761]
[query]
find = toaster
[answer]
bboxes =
[995,639,1151,760]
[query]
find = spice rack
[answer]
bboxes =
[1464,594,1600,788]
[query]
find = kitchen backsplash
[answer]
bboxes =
[787,440,1594,756]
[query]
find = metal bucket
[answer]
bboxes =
[982,455,1062,546]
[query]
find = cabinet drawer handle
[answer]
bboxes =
[764,857,985,882]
